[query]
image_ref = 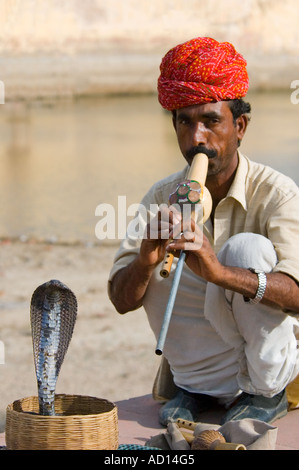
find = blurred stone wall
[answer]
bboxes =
[0,0,298,99]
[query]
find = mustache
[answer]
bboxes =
[186,145,217,160]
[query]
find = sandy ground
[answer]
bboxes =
[0,239,161,432]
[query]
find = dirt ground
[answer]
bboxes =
[0,239,161,432]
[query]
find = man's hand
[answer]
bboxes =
[138,207,172,268]
[109,205,180,313]
[166,216,225,283]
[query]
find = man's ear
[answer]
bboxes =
[236,114,248,143]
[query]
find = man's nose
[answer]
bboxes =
[192,122,207,146]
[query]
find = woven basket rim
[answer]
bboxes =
[6,394,119,450]
[6,394,117,418]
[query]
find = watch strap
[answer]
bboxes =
[244,268,267,304]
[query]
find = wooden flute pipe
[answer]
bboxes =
[159,153,210,278]
[155,154,211,355]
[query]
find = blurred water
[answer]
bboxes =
[0,91,298,244]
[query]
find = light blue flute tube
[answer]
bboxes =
[155,251,186,355]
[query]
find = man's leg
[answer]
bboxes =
[204,233,299,423]
[158,388,214,426]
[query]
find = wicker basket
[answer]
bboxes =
[5,394,118,450]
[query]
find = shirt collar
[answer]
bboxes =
[225,151,248,211]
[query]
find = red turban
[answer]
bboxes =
[157,37,249,111]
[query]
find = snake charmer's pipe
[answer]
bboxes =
[155,153,212,355]
[159,153,211,278]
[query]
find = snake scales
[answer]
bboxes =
[30,280,77,416]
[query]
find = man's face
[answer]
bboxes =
[173,101,247,179]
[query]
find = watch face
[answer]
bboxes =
[249,268,264,274]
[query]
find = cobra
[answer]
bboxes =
[30,280,77,416]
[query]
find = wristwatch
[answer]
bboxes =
[244,268,267,305]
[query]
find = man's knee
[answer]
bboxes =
[217,233,277,272]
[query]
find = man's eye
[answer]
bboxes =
[179,119,189,125]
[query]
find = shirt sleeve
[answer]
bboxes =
[267,191,299,284]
